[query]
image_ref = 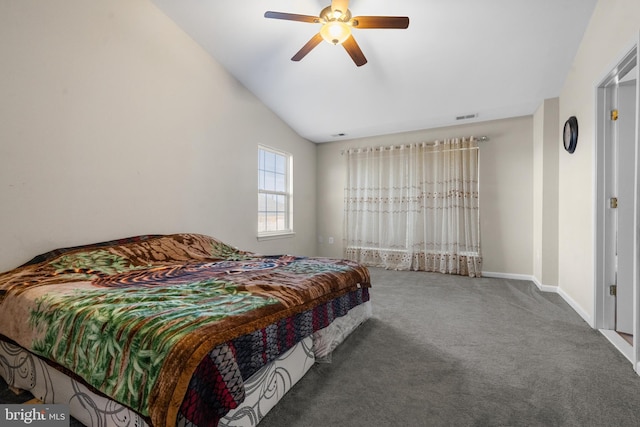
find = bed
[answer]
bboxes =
[0,233,371,427]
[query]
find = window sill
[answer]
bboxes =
[257,231,296,241]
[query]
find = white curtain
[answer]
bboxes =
[344,137,481,277]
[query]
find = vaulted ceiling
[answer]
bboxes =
[151,0,597,143]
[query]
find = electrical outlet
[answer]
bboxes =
[328,237,334,244]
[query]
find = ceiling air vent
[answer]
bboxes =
[456,113,478,121]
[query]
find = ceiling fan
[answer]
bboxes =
[264,0,409,67]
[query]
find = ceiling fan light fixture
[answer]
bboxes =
[264,3,408,66]
[319,5,351,22]
[320,21,351,45]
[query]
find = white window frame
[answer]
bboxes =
[257,145,294,240]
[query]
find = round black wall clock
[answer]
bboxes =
[563,116,578,153]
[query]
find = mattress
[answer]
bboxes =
[0,301,372,427]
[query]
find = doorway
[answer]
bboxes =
[595,45,639,369]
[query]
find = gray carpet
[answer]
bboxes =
[258,268,640,427]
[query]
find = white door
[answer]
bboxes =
[615,78,637,335]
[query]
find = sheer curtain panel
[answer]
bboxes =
[344,138,481,277]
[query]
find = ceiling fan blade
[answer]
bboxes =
[342,35,367,67]
[331,0,350,13]
[352,16,410,29]
[264,11,320,23]
[292,33,324,62]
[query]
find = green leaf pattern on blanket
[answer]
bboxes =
[210,240,252,261]
[50,249,147,278]
[280,259,352,275]
[29,279,278,415]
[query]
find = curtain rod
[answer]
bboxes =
[340,136,489,155]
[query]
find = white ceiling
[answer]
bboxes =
[151,0,597,143]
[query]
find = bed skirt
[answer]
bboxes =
[0,301,371,427]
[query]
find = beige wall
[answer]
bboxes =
[533,106,544,281]
[316,116,534,276]
[557,0,640,319]
[533,98,559,287]
[0,0,317,272]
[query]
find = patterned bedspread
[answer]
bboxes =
[0,234,371,427]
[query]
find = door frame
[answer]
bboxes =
[594,37,640,371]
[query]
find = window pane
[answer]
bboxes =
[276,154,286,174]
[265,151,276,172]
[258,170,265,190]
[275,172,286,192]
[276,194,285,212]
[266,212,277,231]
[258,149,265,170]
[277,213,285,230]
[266,194,276,211]
[266,171,276,192]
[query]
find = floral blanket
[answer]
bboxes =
[0,234,371,426]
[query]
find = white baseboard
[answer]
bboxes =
[482,271,594,327]
[481,271,535,282]
[556,286,594,327]
[529,276,558,293]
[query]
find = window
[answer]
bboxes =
[344,138,481,276]
[258,146,293,238]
